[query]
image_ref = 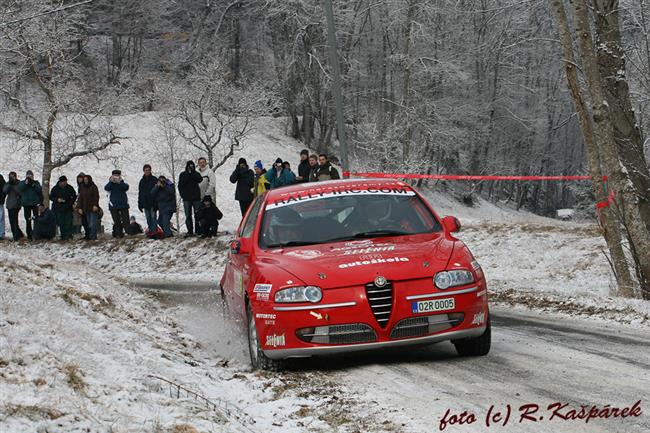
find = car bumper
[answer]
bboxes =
[264,325,486,359]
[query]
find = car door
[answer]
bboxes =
[229,197,264,319]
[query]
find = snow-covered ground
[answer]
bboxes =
[2,114,649,432]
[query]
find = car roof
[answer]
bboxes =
[264,178,414,201]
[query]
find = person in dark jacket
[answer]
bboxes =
[33,204,56,240]
[72,172,89,237]
[264,158,296,189]
[315,154,341,181]
[308,154,319,182]
[151,175,176,238]
[229,158,254,217]
[18,170,42,240]
[297,149,310,183]
[126,215,143,235]
[196,195,223,238]
[178,160,203,236]
[3,172,24,241]
[77,174,100,240]
[104,169,130,238]
[0,174,6,240]
[50,175,77,240]
[138,164,158,233]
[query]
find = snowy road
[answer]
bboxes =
[150,282,650,433]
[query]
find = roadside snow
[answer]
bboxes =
[0,246,391,433]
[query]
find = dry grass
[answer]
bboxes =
[5,404,64,420]
[172,425,199,433]
[62,363,86,394]
[33,377,47,387]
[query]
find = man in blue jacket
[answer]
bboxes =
[104,169,130,238]
[151,175,176,238]
[265,158,296,190]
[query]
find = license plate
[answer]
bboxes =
[412,298,455,314]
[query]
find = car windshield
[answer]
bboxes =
[259,189,441,249]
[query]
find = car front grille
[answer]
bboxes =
[365,281,393,328]
[390,313,465,340]
[296,323,378,345]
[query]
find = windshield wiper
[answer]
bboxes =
[349,229,410,238]
[265,240,322,248]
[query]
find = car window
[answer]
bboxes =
[240,197,263,238]
[259,190,441,249]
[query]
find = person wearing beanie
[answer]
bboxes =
[197,157,217,205]
[196,195,223,238]
[264,157,296,190]
[3,171,24,241]
[229,157,254,217]
[104,169,130,238]
[33,203,56,241]
[253,160,269,198]
[17,169,42,240]
[178,160,203,236]
[297,149,310,183]
[50,175,77,240]
[126,215,143,235]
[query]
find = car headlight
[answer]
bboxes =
[434,270,474,290]
[274,286,323,303]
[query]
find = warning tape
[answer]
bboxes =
[596,190,616,209]
[343,171,608,182]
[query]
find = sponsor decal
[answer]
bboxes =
[267,187,416,209]
[253,284,272,293]
[234,272,244,295]
[285,250,323,259]
[255,313,277,320]
[339,257,410,269]
[265,333,286,347]
[471,312,485,326]
[257,293,270,301]
[344,240,374,248]
[310,311,323,320]
[342,245,395,256]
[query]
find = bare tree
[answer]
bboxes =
[170,61,267,171]
[0,0,123,203]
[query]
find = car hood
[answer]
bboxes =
[257,234,455,289]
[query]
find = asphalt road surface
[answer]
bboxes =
[140,280,650,433]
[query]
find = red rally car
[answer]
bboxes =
[220,179,490,370]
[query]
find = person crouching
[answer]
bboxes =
[196,195,223,238]
[33,203,57,240]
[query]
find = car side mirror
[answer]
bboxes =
[442,216,461,233]
[230,238,251,255]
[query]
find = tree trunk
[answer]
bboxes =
[42,138,54,205]
[571,0,650,298]
[551,0,633,297]
[592,0,650,233]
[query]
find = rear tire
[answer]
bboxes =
[246,302,283,371]
[453,320,491,357]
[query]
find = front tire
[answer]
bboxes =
[453,320,491,357]
[246,302,283,371]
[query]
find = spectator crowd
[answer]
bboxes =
[0,150,340,242]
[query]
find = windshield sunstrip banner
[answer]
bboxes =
[267,187,416,209]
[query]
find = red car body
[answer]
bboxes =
[220,179,489,368]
